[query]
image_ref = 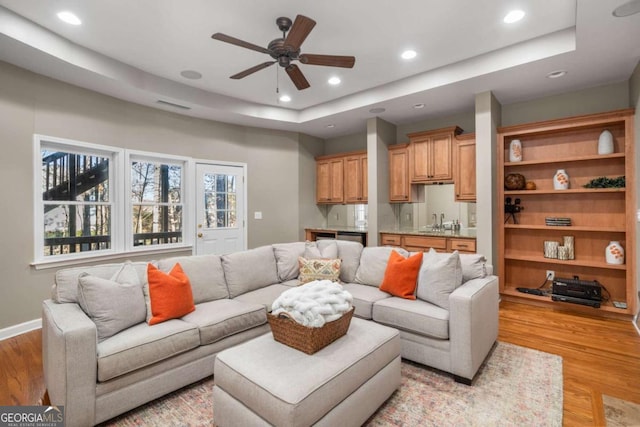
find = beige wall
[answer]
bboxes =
[323,131,367,155]
[0,60,316,329]
[396,110,476,143]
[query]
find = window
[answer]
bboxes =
[130,158,184,246]
[34,135,191,265]
[203,173,236,228]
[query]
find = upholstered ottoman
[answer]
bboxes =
[213,317,401,427]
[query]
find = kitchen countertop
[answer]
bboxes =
[380,228,477,239]
[305,226,368,233]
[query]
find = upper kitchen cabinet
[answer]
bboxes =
[408,126,462,184]
[316,156,344,204]
[344,152,368,203]
[316,150,367,204]
[388,144,419,203]
[454,133,476,202]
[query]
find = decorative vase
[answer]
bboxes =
[509,139,522,162]
[563,235,575,260]
[605,241,624,265]
[553,169,569,190]
[598,130,614,155]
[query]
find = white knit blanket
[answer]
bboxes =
[271,280,353,328]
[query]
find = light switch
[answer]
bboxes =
[254,211,263,220]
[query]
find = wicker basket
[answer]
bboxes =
[267,307,354,355]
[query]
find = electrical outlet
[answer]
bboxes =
[546,270,555,281]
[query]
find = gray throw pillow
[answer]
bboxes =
[77,263,147,341]
[304,240,338,259]
[416,249,463,310]
[354,246,408,287]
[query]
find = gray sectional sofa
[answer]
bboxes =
[42,240,499,426]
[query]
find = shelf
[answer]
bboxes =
[504,188,625,195]
[504,224,626,233]
[504,254,627,270]
[504,152,624,167]
[501,287,632,315]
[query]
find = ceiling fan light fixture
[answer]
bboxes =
[401,50,417,60]
[57,11,81,25]
[503,10,525,23]
[328,77,341,85]
[279,95,291,102]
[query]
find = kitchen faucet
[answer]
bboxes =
[440,213,445,229]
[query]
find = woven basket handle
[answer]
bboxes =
[277,311,295,321]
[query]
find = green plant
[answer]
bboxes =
[583,176,625,188]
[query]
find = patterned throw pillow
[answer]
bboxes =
[298,257,342,284]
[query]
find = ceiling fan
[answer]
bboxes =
[211,15,355,90]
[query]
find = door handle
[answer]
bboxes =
[197,233,203,238]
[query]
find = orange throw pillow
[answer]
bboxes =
[379,251,423,300]
[147,263,195,325]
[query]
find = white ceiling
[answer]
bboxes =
[0,1,638,138]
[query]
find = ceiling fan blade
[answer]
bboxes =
[230,61,276,79]
[284,15,316,51]
[299,54,356,68]
[285,64,310,90]
[212,33,271,55]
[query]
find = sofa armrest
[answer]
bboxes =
[448,275,499,381]
[42,299,98,427]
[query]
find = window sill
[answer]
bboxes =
[30,244,193,270]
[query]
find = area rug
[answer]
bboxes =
[100,342,562,427]
[603,395,640,426]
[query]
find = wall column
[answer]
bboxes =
[366,117,396,245]
[475,91,501,264]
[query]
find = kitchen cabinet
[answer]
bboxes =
[388,144,416,202]
[316,157,344,203]
[454,133,476,201]
[316,151,366,204]
[408,126,462,183]
[380,233,476,254]
[497,108,636,317]
[344,153,368,203]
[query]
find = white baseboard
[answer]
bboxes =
[0,318,42,341]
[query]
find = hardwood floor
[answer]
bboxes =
[1,300,639,426]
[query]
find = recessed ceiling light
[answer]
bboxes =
[279,95,291,102]
[503,10,525,23]
[326,124,336,128]
[613,0,640,17]
[546,70,567,79]
[413,103,425,109]
[180,70,202,80]
[401,50,417,60]
[369,107,386,114]
[328,77,341,85]
[57,11,81,25]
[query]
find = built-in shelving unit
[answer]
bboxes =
[497,109,636,317]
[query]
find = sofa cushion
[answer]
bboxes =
[330,240,364,283]
[233,284,293,312]
[304,240,338,259]
[53,261,148,304]
[222,245,279,298]
[379,251,422,300]
[181,299,266,345]
[97,319,200,382]
[77,268,146,341]
[157,254,228,304]
[272,242,306,282]
[298,257,341,284]
[372,297,450,339]
[145,263,196,325]
[354,246,408,287]
[416,249,463,310]
[342,283,392,320]
[459,253,488,282]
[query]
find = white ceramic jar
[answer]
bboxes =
[509,139,522,162]
[598,130,614,155]
[605,241,624,264]
[553,169,569,190]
